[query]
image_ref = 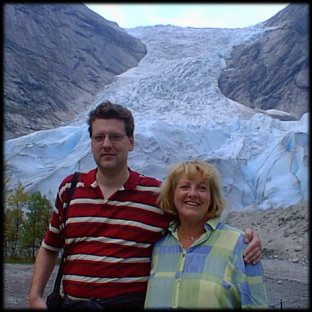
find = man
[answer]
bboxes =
[29,101,262,309]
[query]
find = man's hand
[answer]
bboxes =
[29,296,47,309]
[243,228,262,264]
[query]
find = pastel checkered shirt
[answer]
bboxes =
[144,217,268,309]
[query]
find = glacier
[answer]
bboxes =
[4,24,309,210]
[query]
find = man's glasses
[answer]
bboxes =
[92,133,127,144]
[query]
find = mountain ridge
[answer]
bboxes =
[4,3,147,139]
[4,4,308,139]
[218,3,309,120]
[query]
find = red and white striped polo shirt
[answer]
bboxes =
[42,168,171,300]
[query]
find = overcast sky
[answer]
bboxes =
[85,3,289,29]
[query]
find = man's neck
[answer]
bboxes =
[96,166,130,189]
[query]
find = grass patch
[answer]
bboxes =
[4,257,35,264]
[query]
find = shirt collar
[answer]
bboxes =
[124,168,140,189]
[89,167,140,190]
[168,217,221,235]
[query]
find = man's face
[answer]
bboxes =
[91,118,134,172]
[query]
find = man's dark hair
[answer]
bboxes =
[87,101,135,138]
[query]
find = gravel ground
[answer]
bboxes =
[3,260,310,309]
[262,259,309,309]
[3,263,58,309]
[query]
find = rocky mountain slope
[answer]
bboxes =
[218,3,309,120]
[223,201,309,264]
[4,4,309,139]
[4,4,146,139]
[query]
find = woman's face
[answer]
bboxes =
[174,172,211,223]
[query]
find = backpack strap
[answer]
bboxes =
[65,171,80,212]
[52,171,80,294]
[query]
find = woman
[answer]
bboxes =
[144,160,267,309]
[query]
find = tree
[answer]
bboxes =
[21,192,52,259]
[4,183,29,257]
[3,160,11,206]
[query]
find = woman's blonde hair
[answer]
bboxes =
[159,160,225,220]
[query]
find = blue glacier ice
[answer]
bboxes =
[4,24,309,211]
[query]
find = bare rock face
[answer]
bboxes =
[223,201,309,264]
[4,4,147,139]
[218,4,309,120]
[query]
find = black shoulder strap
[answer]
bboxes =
[52,171,80,294]
[64,171,80,215]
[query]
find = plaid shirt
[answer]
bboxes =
[144,218,267,309]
